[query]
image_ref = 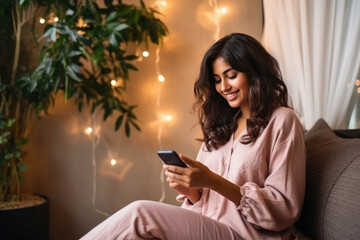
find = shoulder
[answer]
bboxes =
[269,107,302,129]
[264,107,304,141]
[271,106,298,121]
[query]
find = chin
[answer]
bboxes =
[228,103,241,108]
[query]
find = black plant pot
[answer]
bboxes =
[0,194,49,240]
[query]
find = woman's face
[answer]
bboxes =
[212,57,249,109]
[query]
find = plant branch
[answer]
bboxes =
[11,158,20,201]
[10,3,22,85]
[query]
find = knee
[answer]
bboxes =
[123,200,155,217]
[127,200,153,210]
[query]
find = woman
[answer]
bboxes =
[81,33,306,240]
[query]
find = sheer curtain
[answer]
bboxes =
[261,0,360,129]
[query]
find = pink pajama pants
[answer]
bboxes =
[80,200,243,240]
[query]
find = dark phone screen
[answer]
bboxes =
[157,150,188,168]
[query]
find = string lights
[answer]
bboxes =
[87,110,110,217]
[36,0,229,214]
[38,13,59,24]
[82,0,229,208]
[208,0,228,41]
[83,0,171,212]
[152,0,169,203]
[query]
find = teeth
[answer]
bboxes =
[226,92,237,97]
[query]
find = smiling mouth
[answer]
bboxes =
[225,90,239,100]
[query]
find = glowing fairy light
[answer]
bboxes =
[355,79,360,86]
[84,127,93,135]
[110,159,117,166]
[110,79,117,86]
[219,7,228,15]
[39,18,45,24]
[53,16,59,22]
[209,0,222,41]
[77,17,88,35]
[357,87,360,94]
[150,2,167,203]
[164,115,172,122]
[153,0,167,11]
[158,74,165,82]
[142,50,150,57]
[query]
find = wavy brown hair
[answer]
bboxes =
[194,33,290,150]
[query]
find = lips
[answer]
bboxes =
[224,90,239,101]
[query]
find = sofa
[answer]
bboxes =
[294,118,360,239]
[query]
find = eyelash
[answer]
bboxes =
[214,74,237,83]
[229,74,237,79]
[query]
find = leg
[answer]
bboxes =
[81,200,243,240]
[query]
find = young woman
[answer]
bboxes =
[81,33,306,240]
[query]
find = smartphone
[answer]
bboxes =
[157,150,188,168]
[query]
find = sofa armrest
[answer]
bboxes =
[295,119,360,239]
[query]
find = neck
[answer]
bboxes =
[240,105,250,119]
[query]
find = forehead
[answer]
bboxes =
[212,57,233,74]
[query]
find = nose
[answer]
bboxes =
[220,79,230,92]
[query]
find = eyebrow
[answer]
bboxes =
[212,67,234,76]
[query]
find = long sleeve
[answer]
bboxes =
[173,107,306,239]
[237,108,306,231]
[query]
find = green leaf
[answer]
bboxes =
[106,11,118,23]
[17,163,27,172]
[115,115,124,131]
[70,63,82,74]
[54,75,61,93]
[125,121,130,137]
[103,108,112,120]
[109,33,118,46]
[6,119,16,127]
[117,6,133,17]
[66,65,81,81]
[125,63,138,71]
[67,51,82,57]
[124,55,138,60]
[129,119,141,131]
[50,28,57,42]
[27,79,37,92]
[140,0,146,9]
[114,23,128,32]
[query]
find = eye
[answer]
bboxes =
[228,74,237,80]
[213,77,221,84]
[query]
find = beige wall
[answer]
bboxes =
[22,0,263,239]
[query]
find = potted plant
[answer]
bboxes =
[0,0,168,238]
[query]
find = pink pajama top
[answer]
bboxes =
[177,107,306,239]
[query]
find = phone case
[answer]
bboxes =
[157,150,188,168]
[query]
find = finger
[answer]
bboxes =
[179,154,198,167]
[165,171,191,187]
[163,164,187,175]
[165,170,186,182]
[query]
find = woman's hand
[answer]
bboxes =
[164,154,215,189]
[164,154,216,203]
[164,154,242,206]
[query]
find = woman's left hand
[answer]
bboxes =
[163,154,215,189]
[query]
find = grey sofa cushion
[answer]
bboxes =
[295,119,360,240]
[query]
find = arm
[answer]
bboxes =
[236,111,307,231]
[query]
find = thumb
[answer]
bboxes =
[179,154,198,167]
